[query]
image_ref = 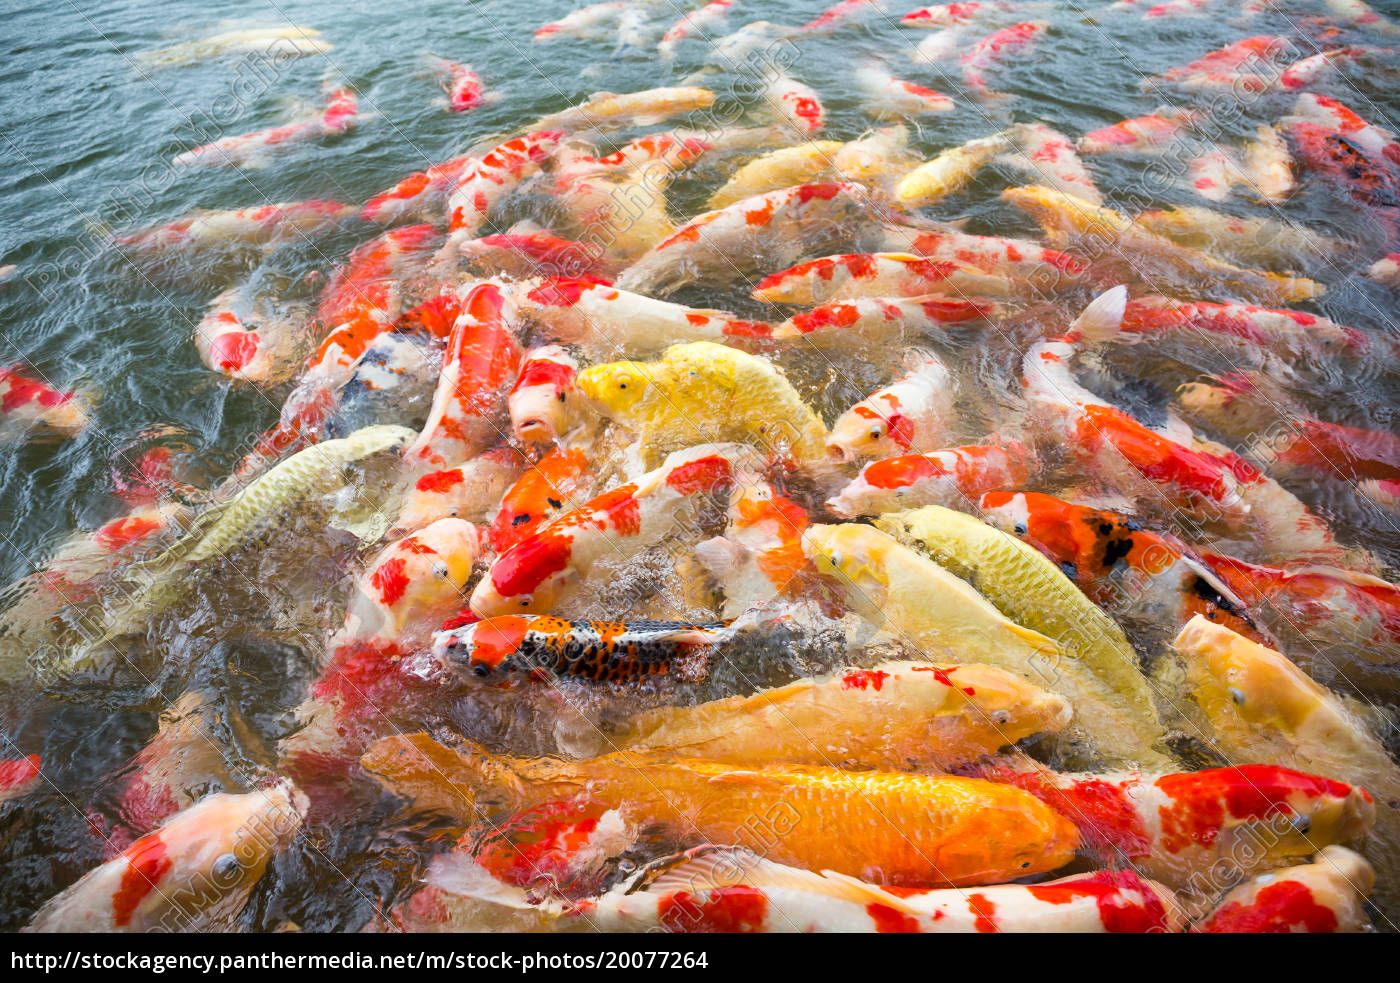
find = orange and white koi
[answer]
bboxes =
[193,290,293,384]
[1286,92,1400,166]
[24,783,305,933]
[469,443,748,617]
[826,350,954,462]
[896,131,1016,205]
[1120,295,1365,362]
[754,252,1012,304]
[454,230,618,280]
[1324,0,1400,35]
[854,65,954,117]
[973,760,1375,890]
[1077,108,1198,155]
[883,223,1086,287]
[579,845,1179,933]
[976,491,1259,638]
[614,182,872,295]
[360,155,476,225]
[622,659,1071,770]
[405,283,524,470]
[1005,122,1102,205]
[487,447,596,555]
[1197,846,1374,932]
[341,518,482,646]
[764,75,824,134]
[532,87,716,133]
[519,277,773,352]
[694,473,808,616]
[396,446,527,535]
[446,131,564,235]
[1157,34,1291,92]
[0,364,87,438]
[534,2,628,41]
[115,200,353,254]
[827,441,1032,517]
[658,0,734,59]
[508,346,579,445]
[961,20,1049,90]
[800,0,885,32]
[431,615,734,685]
[171,88,357,168]
[774,294,1000,346]
[363,734,1080,887]
[429,58,487,113]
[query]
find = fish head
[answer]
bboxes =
[433,615,535,685]
[576,361,652,421]
[801,523,891,607]
[826,403,906,462]
[470,526,576,617]
[935,663,1075,745]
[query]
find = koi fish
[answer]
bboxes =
[360,155,476,225]
[508,346,579,446]
[1287,92,1400,166]
[138,27,330,65]
[1120,295,1364,363]
[453,231,618,281]
[615,182,872,295]
[487,446,596,553]
[362,733,1080,887]
[826,349,955,462]
[24,783,305,932]
[881,224,1086,288]
[706,141,844,209]
[193,289,299,384]
[754,253,1012,305]
[620,660,1071,770]
[519,278,773,353]
[974,760,1375,891]
[774,295,1001,345]
[1196,846,1375,933]
[896,131,1015,206]
[1131,206,1349,269]
[578,845,1180,933]
[395,447,526,535]
[658,1,735,60]
[1324,0,1400,35]
[0,364,87,438]
[115,201,353,255]
[901,3,1017,28]
[404,283,524,470]
[1003,185,1325,305]
[1289,120,1400,211]
[1276,46,1389,90]
[576,342,828,465]
[976,491,1260,639]
[763,75,824,134]
[429,58,488,113]
[0,754,41,804]
[341,518,482,646]
[828,127,919,186]
[1368,252,1400,286]
[612,6,654,59]
[961,20,1049,90]
[826,441,1032,517]
[1077,108,1198,155]
[172,88,357,168]
[854,66,954,117]
[446,131,564,235]
[1240,124,1294,203]
[1156,34,1291,92]
[431,615,735,684]
[534,3,628,40]
[800,0,884,32]
[912,28,964,63]
[1004,123,1103,205]
[532,87,716,133]
[1187,149,1243,203]
[468,443,749,617]
[114,691,236,836]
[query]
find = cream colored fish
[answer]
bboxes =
[532,87,715,132]
[707,141,844,208]
[831,126,918,186]
[1240,124,1294,203]
[1132,205,1349,267]
[896,131,1014,206]
[875,505,1168,767]
[1002,185,1324,304]
[576,342,828,466]
[138,27,331,66]
[620,660,1072,770]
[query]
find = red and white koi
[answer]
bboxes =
[1197,846,1374,933]
[1144,0,1211,18]
[431,614,734,685]
[115,200,353,253]
[1157,35,1290,92]
[0,364,87,438]
[1325,0,1400,35]
[773,294,1001,345]
[429,58,488,113]
[520,276,773,352]
[360,155,476,225]
[1120,295,1366,363]
[23,783,305,933]
[800,0,885,33]
[446,131,564,235]
[453,230,618,281]
[395,446,528,535]
[534,2,629,41]
[1371,251,1400,287]
[341,518,482,646]
[883,224,1086,286]
[1277,46,1388,89]
[614,182,871,295]
[764,75,824,134]
[508,345,579,444]
[694,474,809,616]
[658,1,734,59]
[1077,108,1198,155]
[902,3,1016,28]
[753,252,1012,305]
[827,441,1033,517]
[469,443,748,617]
[0,754,40,804]
[1006,123,1102,205]
[577,845,1181,933]
[1286,92,1400,166]
[961,20,1049,90]
[487,446,597,554]
[854,65,954,116]
[405,282,524,470]
[171,88,357,168]
[1187,149,1243,203]
[826,350,954,462]
[193,290,291,384]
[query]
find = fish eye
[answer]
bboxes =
[432,561,449,578]
[1229,687,1245,705]
[212,853,241,882]
[991,710,1011,724]
[868,427,883,440]
[472,663,490,677]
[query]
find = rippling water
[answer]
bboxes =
[4,0,1400,932]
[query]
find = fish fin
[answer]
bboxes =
[1069,284,1127,343]
[693,535,744,580]
[1006,620,1061,656]
[1179,555,1249,611]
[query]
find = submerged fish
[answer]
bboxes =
[1196,846,1375,933]
[0,365,87,438]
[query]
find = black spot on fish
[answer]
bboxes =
[546,497,563,509]
[1100,535,1134,571]
[511,513,532,526]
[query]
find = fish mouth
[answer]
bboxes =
[826,442,856,463]
[513,419,554,441]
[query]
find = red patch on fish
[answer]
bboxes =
[1026,870,1170,933]
[659,886,768,932]
[416,469,465,494]
[867,902,921,932]
[112,834,173,927]
[370,557,410,606]
[664,456,733,495]
[841,669,890,691]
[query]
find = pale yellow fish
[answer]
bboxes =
[533,87,715,132]
[620,660,1073,770]
[896,131,1014,206]
[1240,124,1294,204]
[707,141,844,209]
[1132,205,1349,268]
